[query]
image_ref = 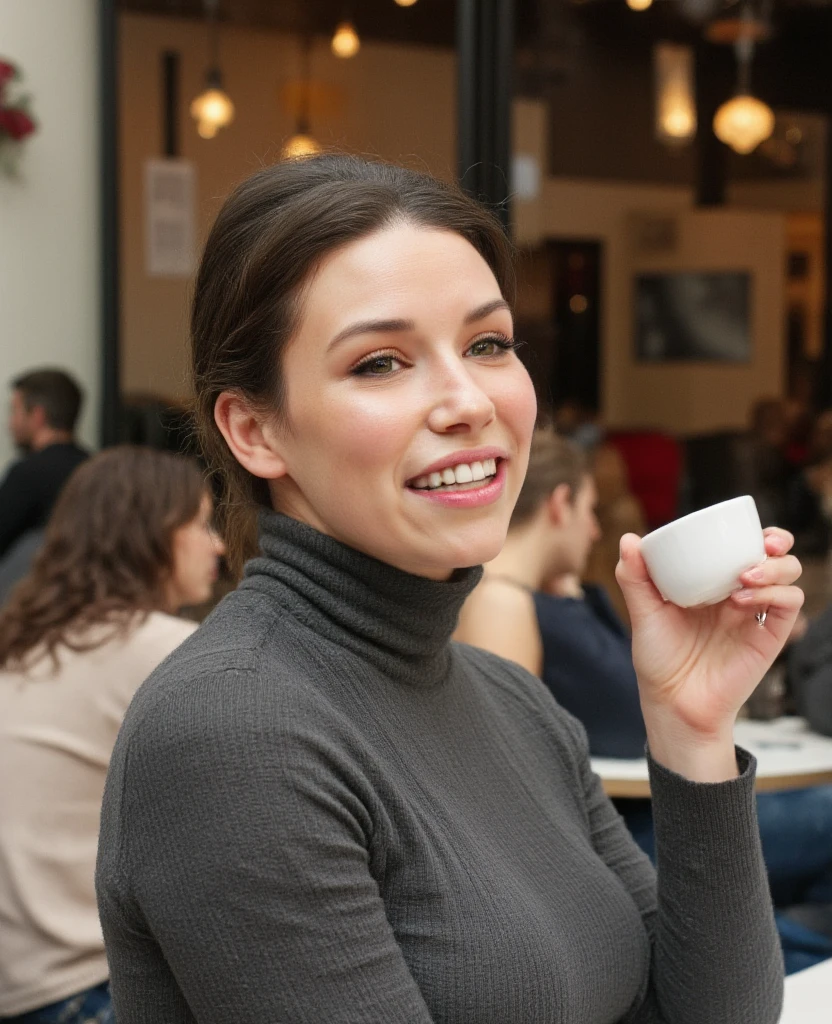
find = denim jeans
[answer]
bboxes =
[1,983,113,1024]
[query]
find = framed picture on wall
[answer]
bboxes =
[635,271,752,363]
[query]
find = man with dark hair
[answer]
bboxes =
[0,369,89,559]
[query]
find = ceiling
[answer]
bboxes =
[118,0,832,50]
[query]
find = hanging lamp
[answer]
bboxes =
[190,0,235,139]
[654,42,697,146]
[331,19,361,59]
[282,39,322,160]
[713,34,774,154]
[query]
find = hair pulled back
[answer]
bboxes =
[510,427,588,529]
[0,446,205,669]
[191,153,516,575]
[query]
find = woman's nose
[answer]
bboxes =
[426,364,496,435]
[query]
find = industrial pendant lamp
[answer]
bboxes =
[713,29,774,154]
[190,0,235,140]
[282,39,322,160]
[331,18,361,59]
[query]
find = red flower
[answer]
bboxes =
[0,107,35,141]
[0,61,15,91]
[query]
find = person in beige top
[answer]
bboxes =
[0,446,225,1023]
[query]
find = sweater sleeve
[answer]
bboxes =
[99,670,436,1024]
[566,715,783,1024]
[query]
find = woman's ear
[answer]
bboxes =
[214,391,289,481]
[546,483,573,527]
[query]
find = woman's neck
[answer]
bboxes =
[485,522,551,591]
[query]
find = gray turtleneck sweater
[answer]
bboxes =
[96,513,782,1023]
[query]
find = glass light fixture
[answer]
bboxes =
[190,0,234,140]
[627,0,654,11]
[713,36,774,154]
[331,21,361,59]
[654,43,696,146]
[394,0,419,6]
[714,94,775,154]
[283,38,322,160]
[282,132,323,160]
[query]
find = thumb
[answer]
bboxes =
[615,533,666,625]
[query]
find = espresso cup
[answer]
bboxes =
[639,495,766,608]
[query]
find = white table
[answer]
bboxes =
[592,718,832,799]
[780,959,832,1022]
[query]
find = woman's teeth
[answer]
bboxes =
[409,459,498,491]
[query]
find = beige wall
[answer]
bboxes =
[532,179,786,434]
[119,13,456,402]
[0,0,100,469]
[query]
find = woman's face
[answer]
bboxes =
[268,223,537,579]
[167,492,226,610]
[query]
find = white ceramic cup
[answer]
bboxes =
[639,495,766,608]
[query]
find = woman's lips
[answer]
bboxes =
[406,458,507,509]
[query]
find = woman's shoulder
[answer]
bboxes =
[121,589,343,742]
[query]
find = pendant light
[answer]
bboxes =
[394,0,419,6]
[331,19,361,59]
[627,0,654,11]
[713,34,774,154]
[190,0,235,140]
[654,43,697,146]
[282,39,322,160]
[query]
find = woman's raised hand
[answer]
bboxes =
[615,528,804,780]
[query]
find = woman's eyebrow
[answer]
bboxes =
[327,298,511,352]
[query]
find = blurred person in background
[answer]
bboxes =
[788,409,832,556]
[455,428,646,757]
[0,446,224,1024]
[0,369,88,563]
[458,426,832,972]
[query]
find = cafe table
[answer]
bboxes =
[591,717,832,799]
[780,958,832,1022]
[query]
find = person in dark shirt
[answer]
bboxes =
[457,426,832,970]
[0,369,88,560]
[456,427,645,757]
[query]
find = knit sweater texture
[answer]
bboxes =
[96,512,783,1023]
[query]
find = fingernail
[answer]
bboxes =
[745,568,764,582]
[734,588,755,601]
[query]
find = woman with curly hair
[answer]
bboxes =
[0,446,224,1024]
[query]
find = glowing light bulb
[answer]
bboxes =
[190,84,235,138]
[282,133,323,160]
[713,93,775,154]
[627,0,653,10]
[394,0,419,6]
[331,21,360,59]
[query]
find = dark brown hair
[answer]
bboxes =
[191,153,516,575]
[510,427,588,529]
[0,446,205,669]
[12,367,83,432]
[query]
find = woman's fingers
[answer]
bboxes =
[739,554,803,588]
[615,534,665,624]
[731,583,805,616]
[763,527,795,556]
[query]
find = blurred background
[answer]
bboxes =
[4,0,832,567]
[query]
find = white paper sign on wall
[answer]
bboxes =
[144,158,196,278]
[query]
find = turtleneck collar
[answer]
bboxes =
[239,511,483,687]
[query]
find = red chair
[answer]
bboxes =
[605,431,683,531]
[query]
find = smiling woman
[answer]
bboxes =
[96,155,797,1024]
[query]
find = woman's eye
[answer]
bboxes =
[468,335,516,358]
[352,355,402,376]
